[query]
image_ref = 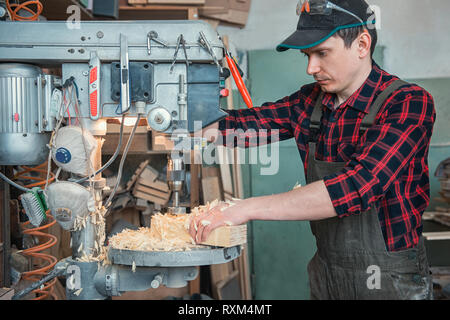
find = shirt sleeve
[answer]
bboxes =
[217,90,303,148]
[323,86,436,218]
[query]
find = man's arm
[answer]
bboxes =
[189,180,336,243]
[215,90,309,147]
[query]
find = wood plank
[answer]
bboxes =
[137,176,169,192]
[423,232,450,240]
[217,147,234,196]
[201,176,223,203]
[190,162,201,208]
[126,160,149,191]
[133,190,171,206]
[119,4,199,20]
[200,224,247,247]
[135,182,170,199]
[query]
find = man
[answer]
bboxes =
[189,0,435,300]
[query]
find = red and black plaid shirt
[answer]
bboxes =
[218,62,436,252]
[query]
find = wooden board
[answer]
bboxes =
[138,175,169,192]
[200,224,247,247]
[423,232,450,240]
[133,190,171,206]
[134,182,170,200]
[126,160,149,191]
[119,3,200,20]
[201,176,223,203]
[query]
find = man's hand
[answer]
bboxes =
[189,200,249,244]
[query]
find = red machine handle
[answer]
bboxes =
[225,54,253,109]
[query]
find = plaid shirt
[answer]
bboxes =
[218,62,436,252]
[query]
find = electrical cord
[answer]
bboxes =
[74,114,125,183]
[104,114,141,213]
[0,171,29,192]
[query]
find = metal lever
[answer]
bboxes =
[120,33,130,114]
[147,31,168,56]
[198,31,223,73]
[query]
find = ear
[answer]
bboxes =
[358,30,372,59]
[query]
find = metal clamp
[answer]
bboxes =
[198,31,223,73]
[147,31,169,56]
[170,34,189,74]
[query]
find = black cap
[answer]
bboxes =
[276,0,375,52]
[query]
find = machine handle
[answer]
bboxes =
[225,53,253,109]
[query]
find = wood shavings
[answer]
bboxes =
[293,182,302,190]
[132,261,136,273]
[109,201,233,252]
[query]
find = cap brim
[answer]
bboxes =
[276,28,337,52]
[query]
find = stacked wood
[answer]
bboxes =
[132,164,172,206]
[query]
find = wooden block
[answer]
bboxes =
[126,160,149,191]
[140,165,160,183]
[135,183,170,199]
[202,176,223,203]
[137,175,169,193]
[200,224,247,247]
[133,190,171,206]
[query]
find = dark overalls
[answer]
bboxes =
[306,80,433,300]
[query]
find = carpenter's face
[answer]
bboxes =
[301,35,362,95]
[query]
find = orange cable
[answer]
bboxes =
[6,0,43,21]
[15,161,59,300]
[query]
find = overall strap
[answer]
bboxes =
[308,79,409,143]
[360,79,409,130]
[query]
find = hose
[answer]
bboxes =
[6,0,43,21]
[14,161,59,300]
